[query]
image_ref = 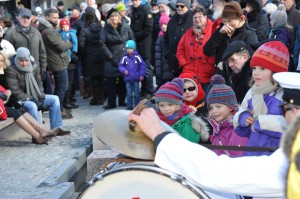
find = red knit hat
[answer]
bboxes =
[59,19,70,29]
[250,41,289,73]
[155,78,184,105]
[179,71,205,106]
[159,13,170,27]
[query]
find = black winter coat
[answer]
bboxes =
[164,11,193,76]
[130,4,153,60]
[247,11,270,42]
[100,22,134,78]
[155,35,173,81]
[204,21,258,66]
[79,22,106,77]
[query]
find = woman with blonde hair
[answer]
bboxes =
[100,8,135,109]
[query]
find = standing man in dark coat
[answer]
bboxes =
[38,8,72,119]
[164,0,193,77]
[131,0,154,99]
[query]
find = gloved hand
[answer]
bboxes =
[0,91,7,101]
[38,97,49,112]
[30,97,44,111]
[40,70,47,81]
[71,52,79,64]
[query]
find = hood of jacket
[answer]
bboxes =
[38,17,53,32]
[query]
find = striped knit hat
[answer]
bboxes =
[206,75,238,112]
[155,78,184,105]
[250,40,289,73]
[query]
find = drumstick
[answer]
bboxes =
[129,99,147,131]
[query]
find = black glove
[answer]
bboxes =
[0,91,7,101]
[38,97,49,112]
[40,70,47,82]
[30,97,44,111]
[71,51,79,64]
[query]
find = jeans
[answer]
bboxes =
[53,68,68,111]
[141,59,154,94]
[125,80,140,109]
[43,71,52,94]
[23,95,62,129]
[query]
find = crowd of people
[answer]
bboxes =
[0,0,300,197]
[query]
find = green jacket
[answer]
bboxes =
[172,114,201,143]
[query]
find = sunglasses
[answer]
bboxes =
[176,4,185,9]
[184,86,196,93]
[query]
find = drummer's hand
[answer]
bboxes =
[128,107,165,141]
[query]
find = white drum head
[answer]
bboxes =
[81,165,209,199]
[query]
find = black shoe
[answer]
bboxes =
[103,105,116,110]
[64,102,79,109]
[70,98,77,103]
[119,102,127,107]
[90,99,104,106]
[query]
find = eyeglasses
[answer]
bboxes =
[176,4,185,9]
[225,56,241,65]
[184,86,196,93]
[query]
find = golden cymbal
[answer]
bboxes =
[93,109,176,160]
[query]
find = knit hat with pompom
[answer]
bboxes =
[155,78,184,105]
[206,74,239,112]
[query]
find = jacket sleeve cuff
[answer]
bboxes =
[154,131,173,151]
[238,111,252,127]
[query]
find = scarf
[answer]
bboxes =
[157,104,193,126]
[14,57,41,99]
[193,21,207,42]
[251,81,277,117]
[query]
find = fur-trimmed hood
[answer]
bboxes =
[189,113,210,141]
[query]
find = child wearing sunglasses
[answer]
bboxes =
[155,78,209,144]
[207,74,248,157]
[233,41,288,156]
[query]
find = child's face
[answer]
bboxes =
[160,24,167,33]
[126,48,134,54]
[158,102,179,116]
[252,66,272,86]
[209,103,232,122]
[62,25,70,32]
[183,81,197,102]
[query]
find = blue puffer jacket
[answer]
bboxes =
[233,87,287,156]
[118,51,146,81]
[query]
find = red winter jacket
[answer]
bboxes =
[176,19,215,84]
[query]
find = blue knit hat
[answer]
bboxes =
[155,78,184,105]
[206,75,238,112]
[125,40,136,50]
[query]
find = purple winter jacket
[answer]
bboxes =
[233,88,287,156]
[209,118,248,157]
[118,51,146,82]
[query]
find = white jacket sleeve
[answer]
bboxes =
[154,133,288,198]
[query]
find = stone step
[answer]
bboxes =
[86,150,119,180]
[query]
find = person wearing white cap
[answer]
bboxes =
[127,72,300,198]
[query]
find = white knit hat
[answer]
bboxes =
[270,4,287,28]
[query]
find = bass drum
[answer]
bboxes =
[80,161,242,199]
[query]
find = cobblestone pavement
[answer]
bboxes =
[0,93,113,198]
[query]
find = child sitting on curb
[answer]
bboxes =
[155,78,209,144]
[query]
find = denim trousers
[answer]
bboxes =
[23,95,63,129]
[53,68,69,111]
[125,80,140,109]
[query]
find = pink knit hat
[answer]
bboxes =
[250,41,289,73]
[159,13,170,27]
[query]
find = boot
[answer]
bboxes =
[83,86,91,99]
[61,108,73,119]
[64,91,79,109]
[23,113,59,138]
[16,115,48,144]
